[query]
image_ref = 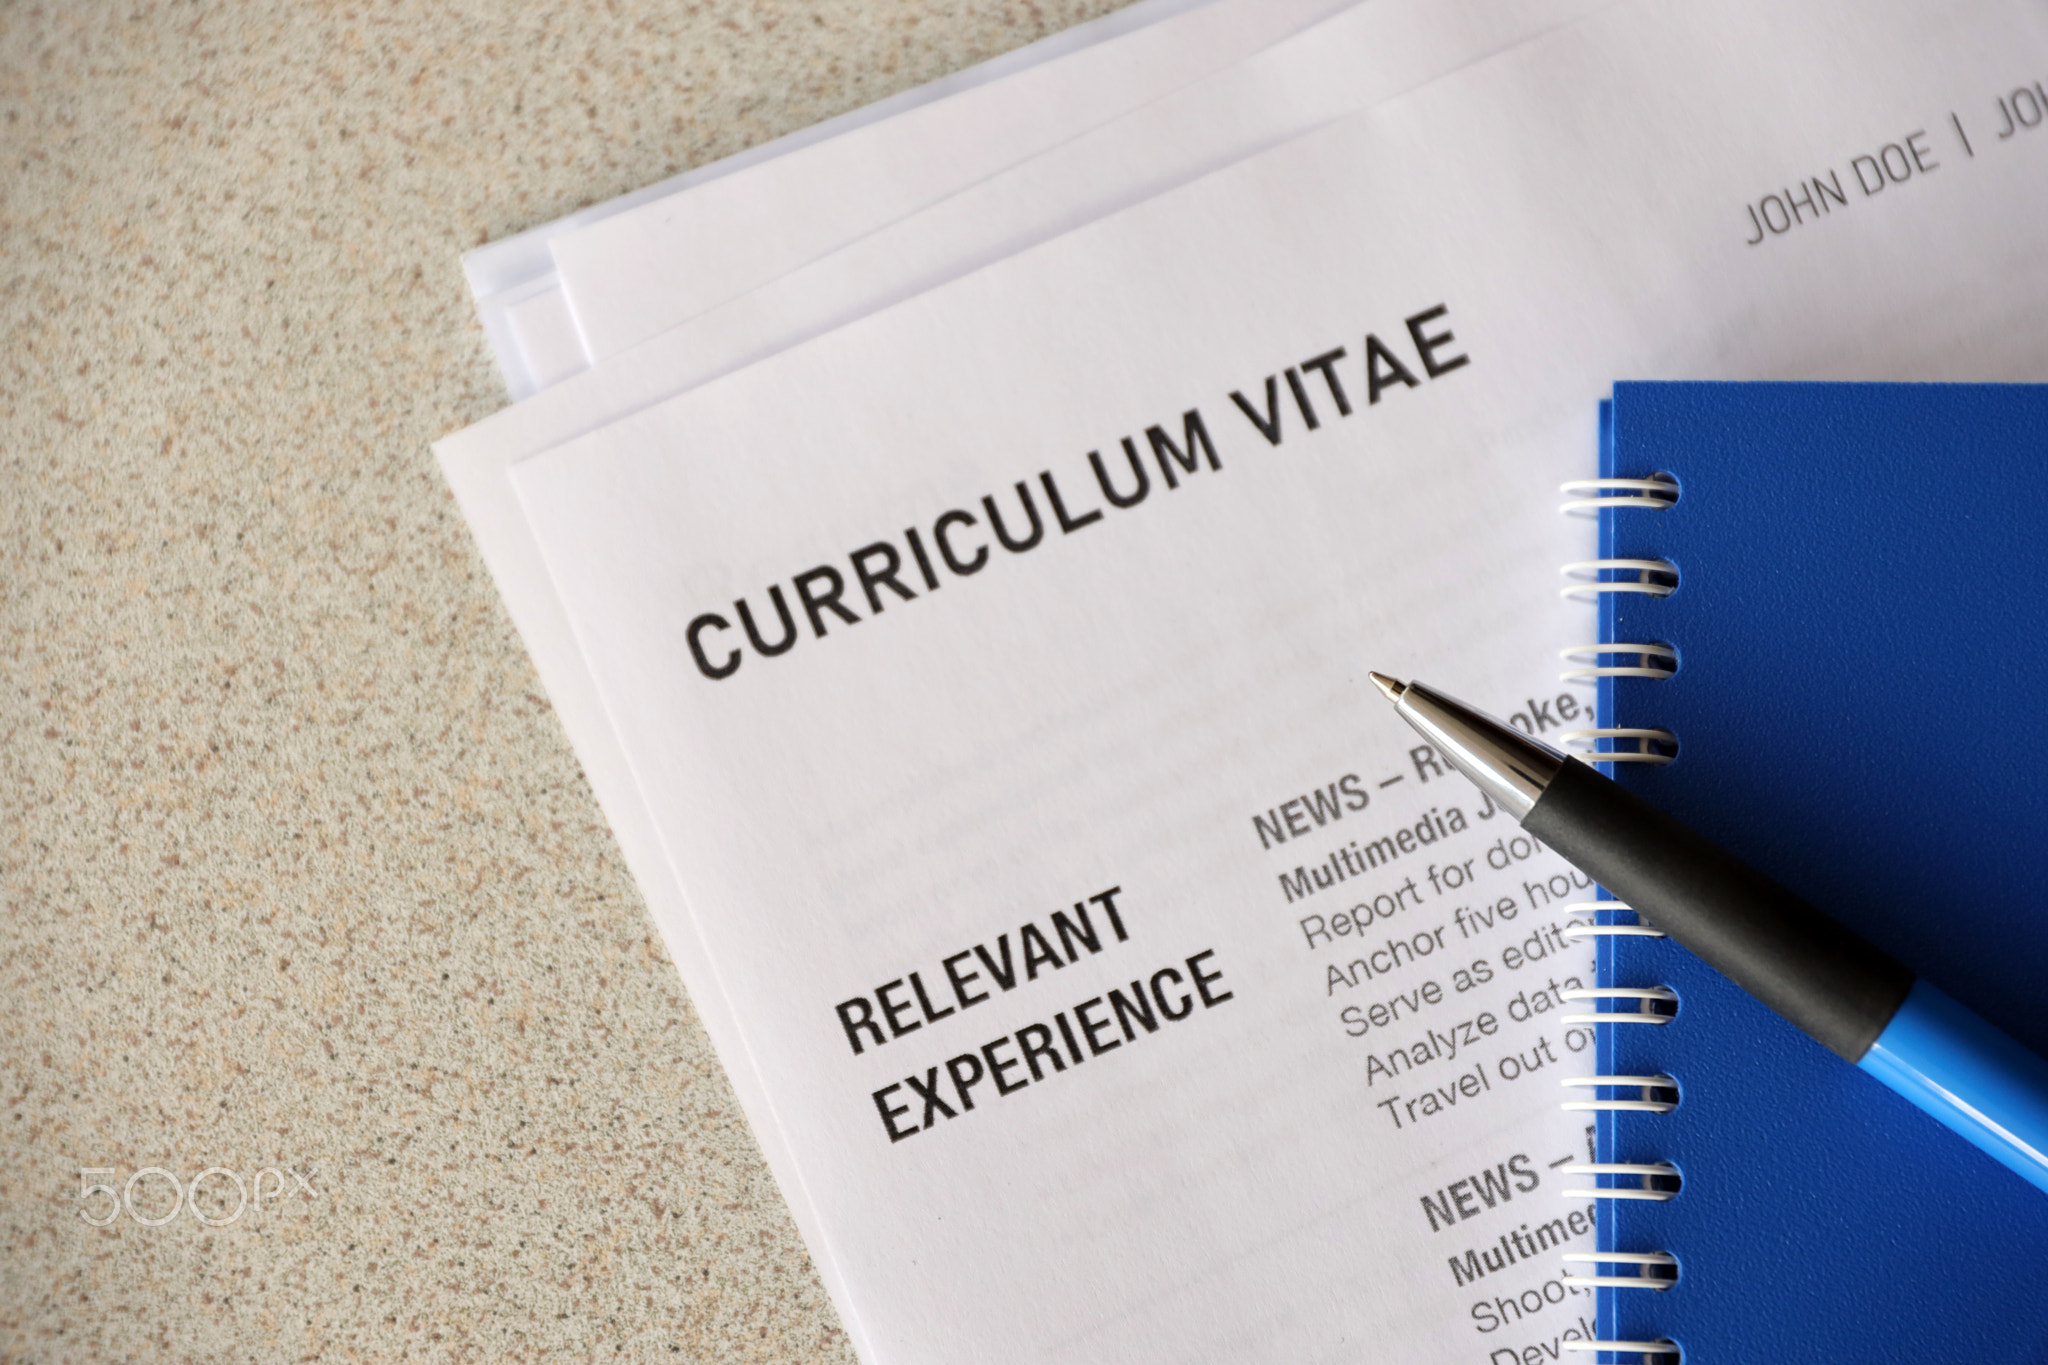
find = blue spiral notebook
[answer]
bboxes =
[1587,383,2048,1360]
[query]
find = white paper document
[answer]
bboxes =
[464,0,1251,398]
[434,4,1613,1347]
[537,0,1359,381]
[507,2,2048,1359]
[537,0,1605,453]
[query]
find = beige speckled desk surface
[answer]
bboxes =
[0,3,1122,1359]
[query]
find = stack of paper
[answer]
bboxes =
[436,1,2048,1359]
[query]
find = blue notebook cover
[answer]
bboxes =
[1593,383,2048,1359]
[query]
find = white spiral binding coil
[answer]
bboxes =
[1559,643,1677,682]
[1560,1075,1680,1114]
[1562,900,1667,941]
[1558,477,1681,515]
[1560,1251,1680,1289]
[1559,1162,1682,1202]
[1560,558,1679,601]
[1557,728,1678,764]
[1559,986,1677,1025]
[1557,475,1683,1362]
[1560,1344,1681,1361]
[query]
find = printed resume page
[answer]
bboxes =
[510,2,2048,1359]
[431,5,1624,1342]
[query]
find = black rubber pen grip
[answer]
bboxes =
[1523,758,1914,1062]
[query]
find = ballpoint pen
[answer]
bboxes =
[1369,672,2048,1197]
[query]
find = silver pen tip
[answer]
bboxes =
[1367,671,1407,703]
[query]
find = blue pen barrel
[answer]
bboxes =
[1859,980,2048,1197]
